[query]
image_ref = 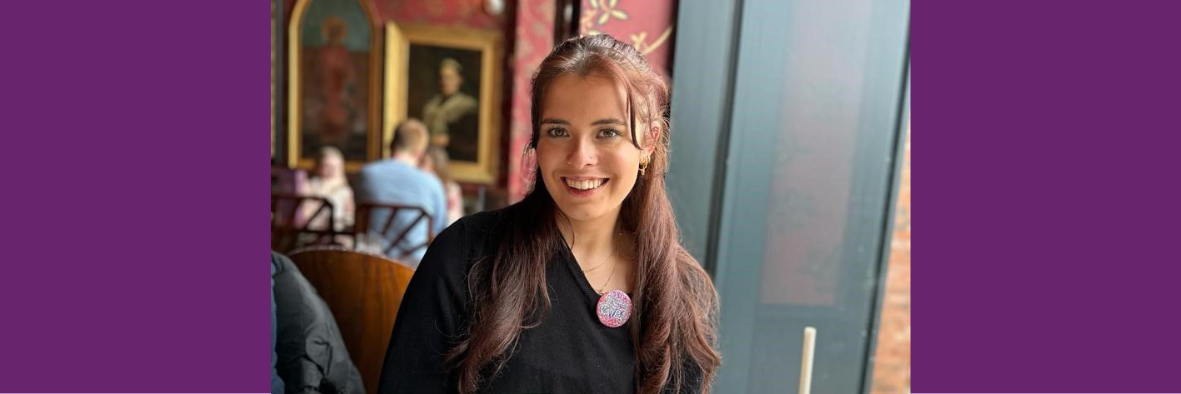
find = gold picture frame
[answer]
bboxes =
[385,23,503,184]
[287,0,382,172]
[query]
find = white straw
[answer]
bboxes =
[799,327,817,394]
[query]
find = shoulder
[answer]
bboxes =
[376,161,428,184]
[418,169,445,190]
[355,163,384,193]
[358,160,391,178]
[270,251,292,275]
[416,209,506,279]
[438,208,508,248]
[402,167,445,197]
[450,208,513,246]
[421,206,518,257]
[455,94,478,112]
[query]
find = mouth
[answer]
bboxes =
[561,176,610,197]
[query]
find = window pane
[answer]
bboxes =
[709,0,909,392]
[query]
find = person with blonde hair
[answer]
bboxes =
[299,146,354,233]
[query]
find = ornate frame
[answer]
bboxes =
[287,0,382,172]
[385,23,503,184]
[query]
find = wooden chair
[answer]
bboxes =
[354,202,435,258]
[288,246,416,394]
[271,193,337,253]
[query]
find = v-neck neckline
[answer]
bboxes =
[555,237,609,304]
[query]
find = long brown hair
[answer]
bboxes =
[445,34,721,393]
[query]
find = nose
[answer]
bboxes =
[566,137,597,168]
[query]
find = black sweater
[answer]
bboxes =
[376,209,703,394]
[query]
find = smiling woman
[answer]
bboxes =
[377,34,720,394]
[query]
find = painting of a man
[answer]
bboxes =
[408,47,483,163]
[422,58,479,160]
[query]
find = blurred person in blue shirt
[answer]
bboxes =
[354,119,448,267]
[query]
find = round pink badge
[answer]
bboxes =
[596,289,632,328]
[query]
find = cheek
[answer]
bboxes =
[606,154,641,190]
[534,144,563,171]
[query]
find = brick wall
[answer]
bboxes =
[872,130,911,394]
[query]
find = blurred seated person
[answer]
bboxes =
[421,146,464,226]
[354,119,447,267]
[299,146,355,233]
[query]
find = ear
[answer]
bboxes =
[641,124,658,160]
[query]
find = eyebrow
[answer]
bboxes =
[592,118,627,126]
[539,118,627,127]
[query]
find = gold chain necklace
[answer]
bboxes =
[595,250,619,295]
[581,246,616,273]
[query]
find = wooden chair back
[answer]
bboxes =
[288,247,415,394]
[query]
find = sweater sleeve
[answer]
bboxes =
[377,216,473,394]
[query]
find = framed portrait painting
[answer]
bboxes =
[288,0,381,171]
[386,23,503,184]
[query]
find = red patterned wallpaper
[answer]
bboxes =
[580,0,676,78]
[506,0,554,202]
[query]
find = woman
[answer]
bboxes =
[421,145,465,226]
[300,146,354,233]
[379,35,720,394]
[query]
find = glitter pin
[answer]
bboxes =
[596,289,632,328]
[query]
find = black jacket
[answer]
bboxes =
[272,252,365,394]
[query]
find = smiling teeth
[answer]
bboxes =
[566,178,605,190]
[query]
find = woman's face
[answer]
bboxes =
[317,154,343,179]
[537,73,649,223]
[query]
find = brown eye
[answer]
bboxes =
[546,128,569,138]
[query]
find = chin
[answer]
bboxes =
[543,184,610,223]
[555,204,612,222]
